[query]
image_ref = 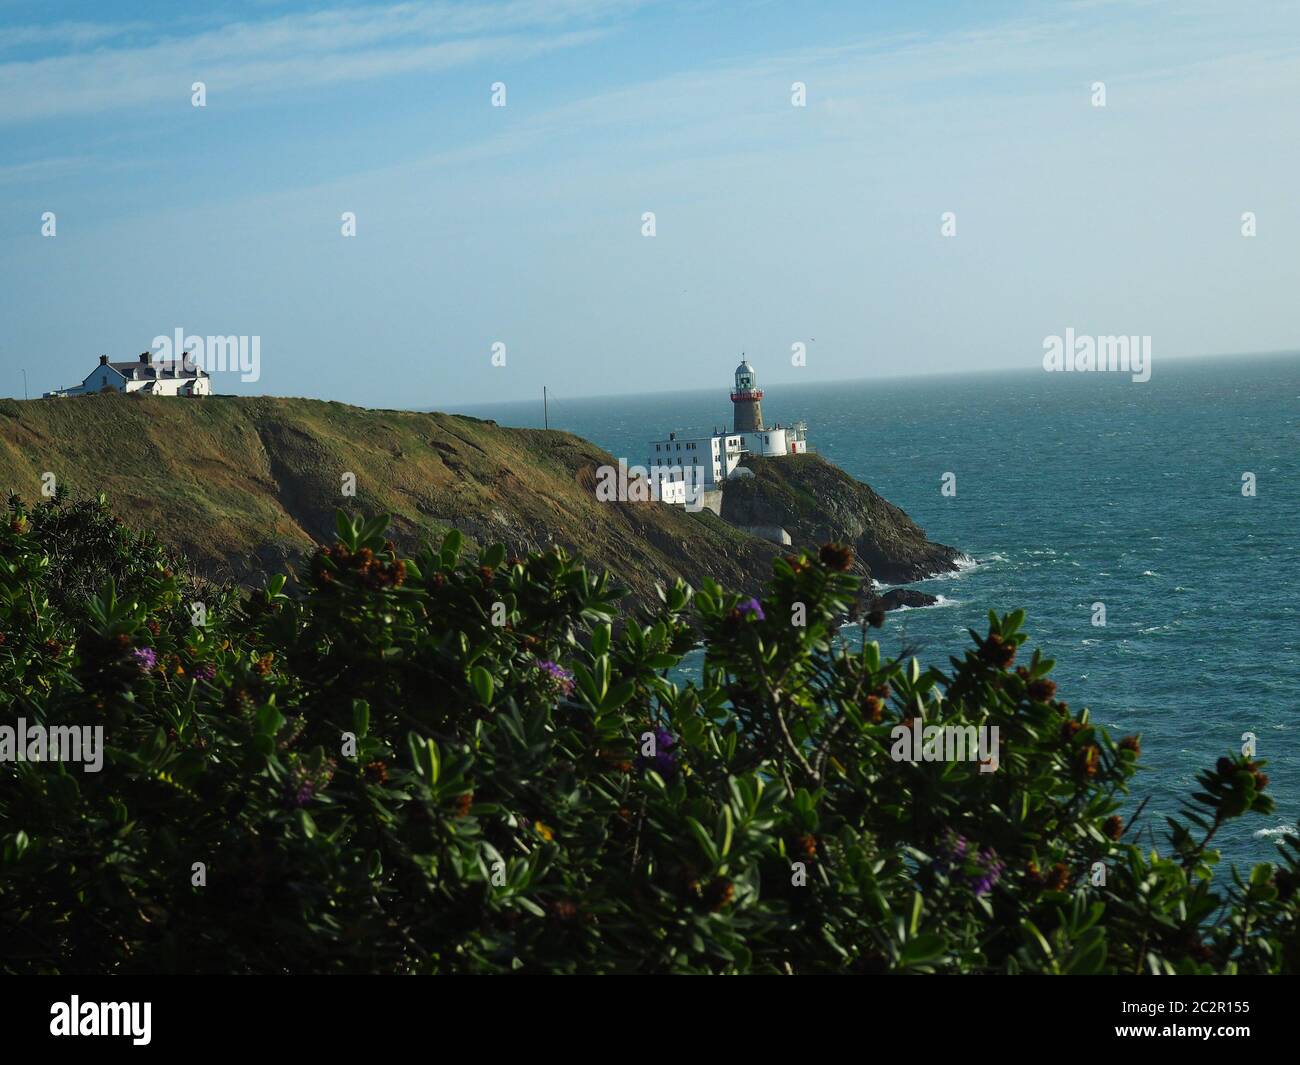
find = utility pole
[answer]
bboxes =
[21,369,28,400]
[543,386,549,430]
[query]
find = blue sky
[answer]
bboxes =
[1,0,1297,406]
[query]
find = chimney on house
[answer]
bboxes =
[99,355,108,366]
[139,351,152,365]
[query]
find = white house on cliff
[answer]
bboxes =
[647,360,809,509]
[45,353,212,398]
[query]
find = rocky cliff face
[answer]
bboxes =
[720,454,961,585]
[0,395,958,609]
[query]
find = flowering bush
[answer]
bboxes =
[1,494,1297,974]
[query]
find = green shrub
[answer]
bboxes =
[1,493,1296,973]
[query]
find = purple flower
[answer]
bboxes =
[974,848,1006,895]
[132,647,157,672]
[192,663,216,682]
[932,832,1003,896]
[537,659,575,697]
[639,726,680,777]
[970,848,1005,895]
[933,831,967,869]
[739,597,765,621]
[285,781,315,809]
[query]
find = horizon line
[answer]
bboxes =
[442,346,1300,412]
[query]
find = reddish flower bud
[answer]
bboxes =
[819,542,854,572]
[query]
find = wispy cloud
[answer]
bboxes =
[0,0,636,124]
[0,19,147,53]
[0,154,97,184]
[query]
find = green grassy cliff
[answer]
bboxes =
[0,393,956,603]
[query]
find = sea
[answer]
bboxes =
[452,353,1300,867]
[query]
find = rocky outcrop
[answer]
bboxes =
[719,454,960,585]
[871,588,939,612]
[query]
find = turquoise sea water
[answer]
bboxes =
[454,354,1300,865]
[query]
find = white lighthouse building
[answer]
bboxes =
[648,359,809,506]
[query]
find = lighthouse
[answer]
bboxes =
[646,358,810,506]
[730,358,764,433]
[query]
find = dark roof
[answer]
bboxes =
[103,359,208,380]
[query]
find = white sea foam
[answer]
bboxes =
[912,553,990,584]
[890,594,961,613]
[1254,825,1299,844]
[904,553,982,587]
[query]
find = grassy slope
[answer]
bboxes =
[0,393,774,607]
